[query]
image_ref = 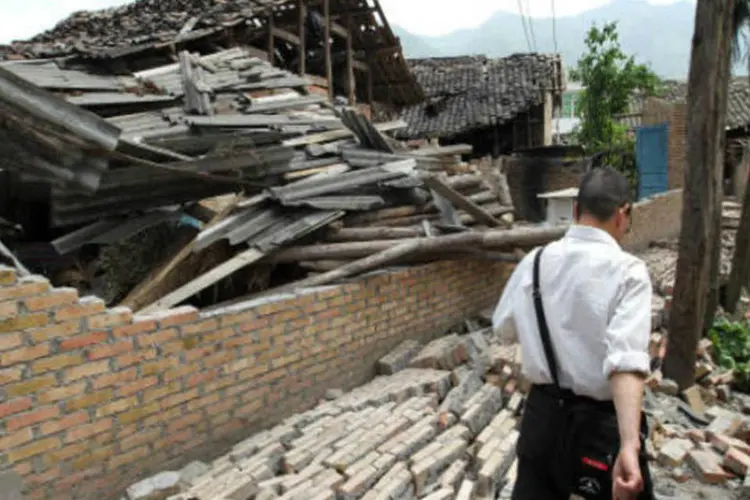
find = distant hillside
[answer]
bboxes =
[393,0,748,78]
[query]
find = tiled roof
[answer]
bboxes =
[395,53,564,140]
[0,0,424,107]
[620,78,750,131]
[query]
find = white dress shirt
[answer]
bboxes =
[492,225,652,401]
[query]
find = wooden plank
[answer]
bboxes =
[138,248,266,314]
[298,0,306,75]
[422,174,506,227]
[119,194,242,311]
[352,60,369,72]
[330,21,349,38]
[282,119,406,147]
[323,0,333,101]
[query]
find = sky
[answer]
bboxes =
[0,0,693,43]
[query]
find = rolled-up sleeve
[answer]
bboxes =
[603,260,652,378]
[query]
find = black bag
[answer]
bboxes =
[531,246,654,500]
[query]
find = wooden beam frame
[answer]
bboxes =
[346,15,355,105]
[272,26,301,45]
[298,0,306,75]
[323,0,333,100]
[267,14,275,65]
[330,22,349,38]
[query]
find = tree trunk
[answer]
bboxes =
[663,0,735,390]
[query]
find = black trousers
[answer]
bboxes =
[511,385,654,500]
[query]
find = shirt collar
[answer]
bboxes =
[564,224,621,248]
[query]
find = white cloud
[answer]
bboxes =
[0,0,694,43]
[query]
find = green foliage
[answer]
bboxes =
[709,318,750,392]
[570,22,660,191]
[571,22,660,149]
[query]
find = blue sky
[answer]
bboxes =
[0,0,692,43]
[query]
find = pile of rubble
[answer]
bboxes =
[120,321,528,500]
[0,45,561,316]
[120,297,750,500]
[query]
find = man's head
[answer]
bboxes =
[574,167,633,243]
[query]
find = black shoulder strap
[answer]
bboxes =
[532,246,561,390]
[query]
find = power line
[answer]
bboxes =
[516,0,532,52]
[551,0,558,53]
[525,0,538,51]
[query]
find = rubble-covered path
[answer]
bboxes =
[122,321,749,500]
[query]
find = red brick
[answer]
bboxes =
[723,448,750,476]
[118,376,157,397]
[112,319,157,338]
[139,306,198,328]
[95,396,138,418]
[59,331,108,351]
[0,342,50,367]
[0,279,49,301]
[27,320,80,343]
[87,340,133,360]
[32,352,84,374]
[181,318,218,335]
[23,289,78,311]
[0,397,33,418]
[0,427,33,451]
[6,405,60,431]
[115,348,156,368]
[0,300,17,318]
[66,419,113,442]
[40,411,90,436]
[8,319,46,346]
[92,367,138,389]
[0,332,23,351]
[0,366,22,384]
[0,266,16,285]
[7,374,57,399]
[65,360,110,381]
[687,450,731,484]
[87,308,132,329]
[55,299,105,321]
[137,327,178,347]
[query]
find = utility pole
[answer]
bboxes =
[662,0,735,389]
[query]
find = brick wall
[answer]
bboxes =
[623,189,684,251]
[0,259,510,500]
[641,97,688,190]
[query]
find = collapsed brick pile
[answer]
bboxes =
[121,297,750,500]
[122,329,528,500]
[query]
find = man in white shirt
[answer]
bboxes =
[493,167,654,500]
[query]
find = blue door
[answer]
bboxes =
[635,123,669,200]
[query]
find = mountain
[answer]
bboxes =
[392,0,748,79]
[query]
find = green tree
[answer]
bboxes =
[570,22,660,155]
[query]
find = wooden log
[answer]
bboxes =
[325,226,426,241]
[376,203,513,228]
[299,260,353,272]
[267,238,528,296]
[271,225,566,262]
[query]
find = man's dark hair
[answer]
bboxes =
[576,167,632,221]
